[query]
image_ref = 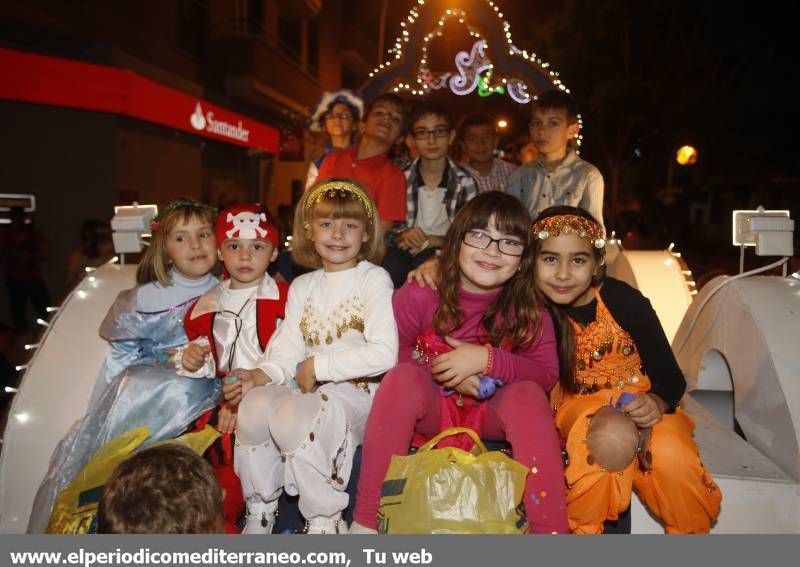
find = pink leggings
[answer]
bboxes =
[354,363,569,534]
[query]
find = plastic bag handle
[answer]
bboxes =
[417,427,487,454]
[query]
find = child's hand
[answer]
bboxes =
[182,342,211,372]
[431,337,488,389]
[296,357,317,393]
[216,402,238,434]
[453,374,481,398]
[406,257,439,289]
[222,368,267,405]
[620,393,668,428]
[397,227,427,251]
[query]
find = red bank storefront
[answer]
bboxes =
[0,47,281,299]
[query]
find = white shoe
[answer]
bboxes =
[305,513,348,534]
[243,502,277,535]
[349,521,378,534]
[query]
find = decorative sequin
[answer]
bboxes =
[300,295,366,347]
[565,291,648,395]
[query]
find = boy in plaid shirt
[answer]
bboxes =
[459,112,517,193]
[382,100,478,288]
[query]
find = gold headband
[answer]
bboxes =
[532,214,605,249]
[304,180,375,224]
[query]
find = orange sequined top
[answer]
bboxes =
[551,284,661,408]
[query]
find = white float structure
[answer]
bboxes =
[608,207,799,533]
[0,203,156,532]
[0,263,137,532]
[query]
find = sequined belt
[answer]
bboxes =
[348,376,384,393]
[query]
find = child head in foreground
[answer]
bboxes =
[97,443,225,534]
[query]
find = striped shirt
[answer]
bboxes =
[462,157,517,193]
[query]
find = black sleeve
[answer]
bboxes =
[600,278,686,409]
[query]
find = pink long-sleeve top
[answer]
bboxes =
[392,282,559,391]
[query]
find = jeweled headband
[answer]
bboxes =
[532,214,605,249]
[304,180,375,224]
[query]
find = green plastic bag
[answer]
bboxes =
[378,427,529,534]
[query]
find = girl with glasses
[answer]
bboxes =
[351,192,568,534]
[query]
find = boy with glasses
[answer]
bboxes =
[459,112,517,193]
[507,90,605,233]
[383,100,478,288]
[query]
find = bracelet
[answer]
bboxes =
[482,343,493,376]
[155,349,173,367]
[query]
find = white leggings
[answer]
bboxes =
[235,382,371,520]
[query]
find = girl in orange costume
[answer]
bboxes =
[532,206,721,534]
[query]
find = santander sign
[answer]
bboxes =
[190,102,250,143]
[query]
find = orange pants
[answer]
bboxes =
[556,393,722,534]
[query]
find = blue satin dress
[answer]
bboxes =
[28,276,221,532]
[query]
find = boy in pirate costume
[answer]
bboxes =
[176,203,288,533]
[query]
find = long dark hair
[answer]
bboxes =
[434,193,540,351]
[532,205,606,393]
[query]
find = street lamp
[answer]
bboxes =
[676,145,698,165]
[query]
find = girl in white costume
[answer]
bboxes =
[224,179,398,534]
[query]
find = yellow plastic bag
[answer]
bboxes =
[46,426,220,534]
[378,427,529,534]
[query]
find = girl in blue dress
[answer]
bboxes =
[29,199,223,532]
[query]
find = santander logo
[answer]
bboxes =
[190,102,207,130]
[189,102,250,143]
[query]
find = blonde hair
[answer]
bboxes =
[292,178,384,269]
[136,201,217,286]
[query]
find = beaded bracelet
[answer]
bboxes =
[482,343,494,376]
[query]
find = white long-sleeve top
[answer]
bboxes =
[176,275,282,378]
[258,261,398,386]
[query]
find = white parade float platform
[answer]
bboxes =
[1,244,798,533]
[609,247,800,533]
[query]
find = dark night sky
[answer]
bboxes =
[387,0,799,186]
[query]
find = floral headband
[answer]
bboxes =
[532,214,605,249]
[151,199,217,232]
[303,180,375,225]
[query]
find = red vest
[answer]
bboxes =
[183,281,289,376]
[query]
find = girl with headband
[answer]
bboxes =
[31,199,222,532]
[532,205,721,533]
[222,179,397,534]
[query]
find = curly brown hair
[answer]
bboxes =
[97,443,224,534]
[433,192,541,351]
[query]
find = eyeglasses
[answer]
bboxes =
[412,126,451,140]
[326,112,353,122]
[463,230,525,256]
